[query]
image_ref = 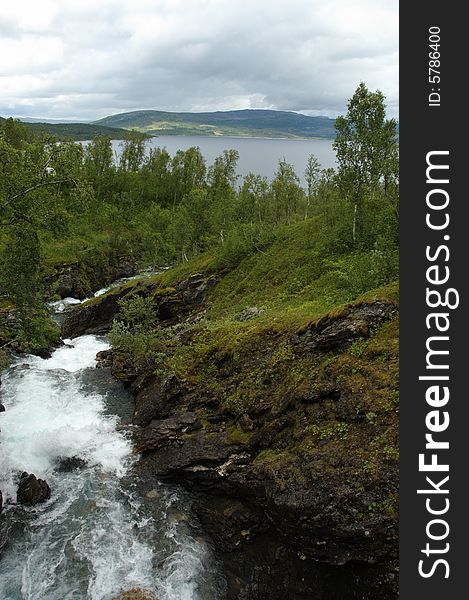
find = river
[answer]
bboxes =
[111,135,336,186]
[0,302,224,599]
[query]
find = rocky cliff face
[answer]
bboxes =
[61,272,218,338]
[43,255,137,300]
[86,271,399,600]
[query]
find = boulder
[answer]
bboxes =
[16,473,51,506]
[56,456,87,472]
[43,258,138,301]
[61,287,128,338]
[95,349,113,369]
[238,413,254,432]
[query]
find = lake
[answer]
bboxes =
[111,135,336,187]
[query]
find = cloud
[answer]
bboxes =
[0,0,398,120]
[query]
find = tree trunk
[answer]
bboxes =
[305,196,311,220]
[352,202,358,244]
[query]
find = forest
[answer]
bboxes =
[0,83,400,599]
[0,83,398,362]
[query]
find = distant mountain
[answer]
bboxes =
[19,117,84,124]
[94,109,337,139]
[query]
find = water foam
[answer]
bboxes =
[0,334,223,599]
[0,336,130,498]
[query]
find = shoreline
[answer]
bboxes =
[137,133,334,142]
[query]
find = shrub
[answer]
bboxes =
[108,294,165,367]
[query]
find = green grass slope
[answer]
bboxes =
[100,217,398,338]
[100,218,399,527]
[94,109,337,139]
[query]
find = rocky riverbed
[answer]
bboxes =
[59,270,399,599]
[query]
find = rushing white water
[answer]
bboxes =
[0,333,223,599]
[48,270,163,313]
[48,297,83,313]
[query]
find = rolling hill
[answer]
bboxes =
[4,109,338,140]
[94,109,337,139]
[1,117,133,141]
[22,121,134,141]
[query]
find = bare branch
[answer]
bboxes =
[3,178,73,207]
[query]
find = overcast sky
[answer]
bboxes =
[0,0,398,121]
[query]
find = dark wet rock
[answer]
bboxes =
[61,272,217,339]
[133,374,184,426]
[95,348,113,369]
[193,491,397,600]
[238,413,254,432]
[297,385,342,404]
[61,286,130,338]
[248,415,295,451]
[0,490,3,514]
[112,589,158,600]
[108,291,399,599]
[56,456,87,472]
[0,403,5,413]
[136,411,202,450]
[32,346,54,359]
[96,348,134,381]
[16,473,51,506]
[136,415,398,598]
[291,300,396,353]
[43,257,137,300]
[134,412,243,476]
[157,273,217,324]
[96,348,155,396]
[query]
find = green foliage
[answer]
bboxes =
[304,153,322,218]
[109,322,165,365]
[323,246,398,298]
[16,119,132,141]
[348,340,368,358]
[271,159,303,224]
[1,225,41,310]
[333,82,399,245]
[119,130,147,172]
[212,223,276,270]
[108,294,164,367]
[1,83,399,359]
[304,421,350,442]
[227,424,252,444]
[15,312,61,350]
[114,293,159,331]
[382,446,399,461]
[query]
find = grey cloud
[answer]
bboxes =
[0,0,398,120]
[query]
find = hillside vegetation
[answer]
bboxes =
[0,116,130,141]
[2,83,399,598]
[60,183,399,600]
[1,82,398,370]
[94,108,337,139]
